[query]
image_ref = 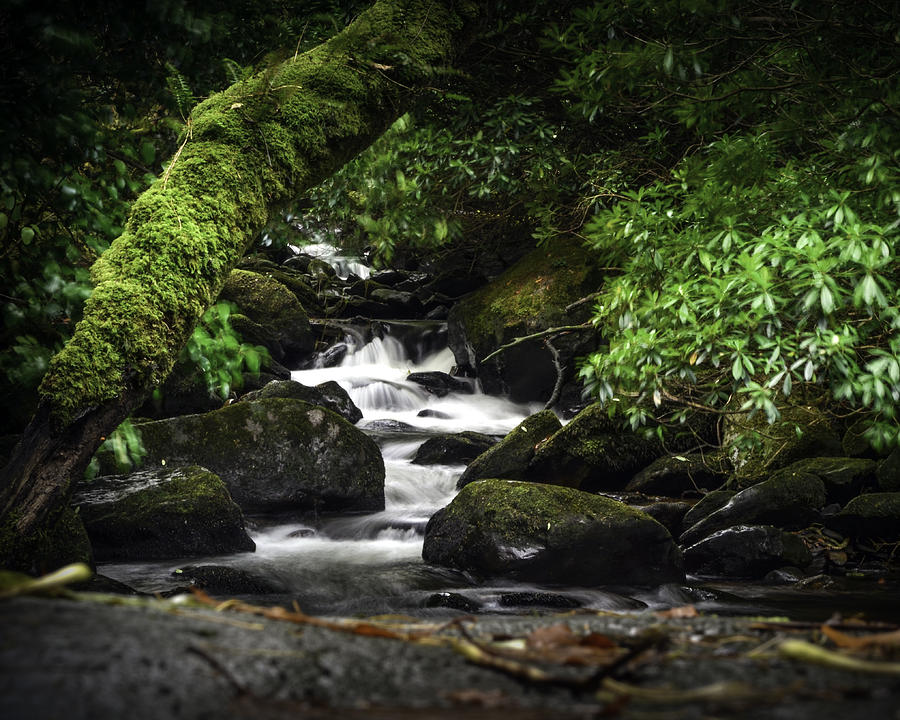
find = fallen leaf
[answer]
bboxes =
[656,605,699,619]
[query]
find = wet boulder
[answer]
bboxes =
[75,466,255,561]
[239,379,362,424]
[406,372,475,397]
[171,565,286,595]
[724,405,842,487]
[219,269,314,365]
[423,479,684,586]
[456,410,561,489]
[412,432,498,466]
[422,592,481,613]
[683,525,812,579]
[830,492,900,541]
[626,454,729,497]
[681,489,735,530]
[638,501,692,538]
[524,403,664,491]
[680,469,826,546]
[95,398,384,514]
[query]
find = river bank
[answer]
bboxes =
[2,588,899,720]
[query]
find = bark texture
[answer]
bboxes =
[0,0,481,570]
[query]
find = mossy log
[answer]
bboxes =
[0,0,480,568]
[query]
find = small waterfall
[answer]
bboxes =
[296,241,371,279]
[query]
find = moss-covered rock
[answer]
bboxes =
[75,465,255,561]
[724,405,842,486]
[447,236,602,403]
[0,505,93,575]
[456,410,561,489]
[239,379,362,424]
[680,469,827,546]
[524,403,664,492]
[94,398,384,513]
[412,432,498,466]
[876,449,900,492]
[219,269,314,365]
[683,525,812,579]
[626,454,729,497]
[830,492,900,541]
[423,480,683,585]
[779,457,878,504]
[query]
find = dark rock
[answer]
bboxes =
[239,379,362,424]
[525,403,664,492]
[306,257,337,278]
[638,501,692,537]
[876,449,900,492]
[171,565,285,595]
[73,574,142,595]
[317,342,350,367]
[422,592,481,613]
[417,409,452,419]
[681,490,735,529]
[830,492,900,540]
[412,432,498,466]
[457,410,562,489]
[368,288,423,318]
[75,466,255,561]
[626,454,729,497]
[423,479,684,586]
[347,278,390,298]
[287,527,316,539]
[680,470,827,546]
[424,303,449,320]
[842,418,874,458]
[684,525,812,579]
[93,399,384,514]
[724,405,843,486]
[498,592,581,609]
[765,567,808,585]
[219,269,314,365]
[406,371,475,397]
[363,419,419,433]
[423,268,488,299]
[370,269,414,287]
[782,457,878,504]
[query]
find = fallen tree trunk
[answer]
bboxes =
[0,0,481,571]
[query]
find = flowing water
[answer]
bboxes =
[100,247,900,622]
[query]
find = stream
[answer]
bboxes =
[99,244,900,623]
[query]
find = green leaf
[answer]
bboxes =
[820,285,834,314]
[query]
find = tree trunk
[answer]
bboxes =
[0,0,481,570]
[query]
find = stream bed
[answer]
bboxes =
[98,245,900,624]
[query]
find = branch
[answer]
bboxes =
[481,323,592,363]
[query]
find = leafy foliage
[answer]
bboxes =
[552,1,900,448]
[179,302,269,402]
